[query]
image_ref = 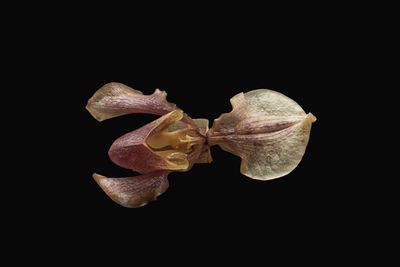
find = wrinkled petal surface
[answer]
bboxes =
[192,119,212,163]
[93,171,170,208]
[109,110,207,173]
[86,82,176,121]
[209,89,316,180]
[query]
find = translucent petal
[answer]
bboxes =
[93,171,169,208]
[86,82,176,121]
[209,89,316,180]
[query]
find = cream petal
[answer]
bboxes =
[86,82,176,121]
[209,89,316,180]
[93,171,170,208]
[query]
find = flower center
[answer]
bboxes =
[146,117,203,170]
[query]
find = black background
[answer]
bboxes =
[7,8,376,263]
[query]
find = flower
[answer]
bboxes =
[87,83,316,208]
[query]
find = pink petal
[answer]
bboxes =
[108,110,207,173]
[86,82,176,121]
[93,171,170,208]
[209,89,316,180]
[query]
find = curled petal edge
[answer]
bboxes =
[93,171,170,208]
[86,82,176,121]
[209,89,316,180]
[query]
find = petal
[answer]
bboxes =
[209,89,316,180]
[93,171,170,208]
[193,119,209,135]
[108,110,207,173]
[108,110,187,173]
[86,82,176,121]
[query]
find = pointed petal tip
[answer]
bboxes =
[153,88,165,96]
[92,172,104,182]
[86,104,105,122]
[308,113,317,123]
[210,89,315,181]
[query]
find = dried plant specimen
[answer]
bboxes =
[87,82,316,208]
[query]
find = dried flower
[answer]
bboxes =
[87,83,316,207]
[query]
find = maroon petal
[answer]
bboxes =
[93,171,170,208]
[86,82,176,121]
[108,110,207,173]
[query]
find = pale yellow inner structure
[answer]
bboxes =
[146,117,202,170]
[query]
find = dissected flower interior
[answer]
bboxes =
[87,82,316,208]
[145,110,205,170]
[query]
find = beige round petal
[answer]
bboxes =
[209,89,316,180]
